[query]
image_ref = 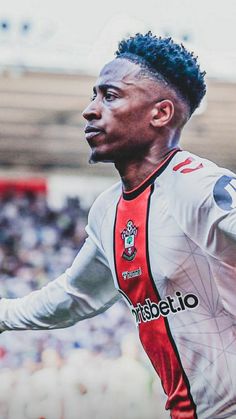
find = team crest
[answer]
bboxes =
[121,220,138,261]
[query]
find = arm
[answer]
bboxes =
[0,235,120,332]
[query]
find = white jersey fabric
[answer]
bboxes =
[1,148,236,418]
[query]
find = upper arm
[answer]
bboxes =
[64,235,120,318]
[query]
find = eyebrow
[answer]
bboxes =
[93,83,123,93]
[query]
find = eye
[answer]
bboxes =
[104,92,117,101]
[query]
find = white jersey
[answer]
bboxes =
[1,148,236,418]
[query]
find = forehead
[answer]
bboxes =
[95,58,144,90]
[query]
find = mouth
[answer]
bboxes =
[84,126,105,140]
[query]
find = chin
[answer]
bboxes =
[88,150,114,164]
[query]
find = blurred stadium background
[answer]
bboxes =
[0,1,236,418]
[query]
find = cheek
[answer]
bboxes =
[115,113,146,130]
[104,106,151,138]
[125,106,151,126]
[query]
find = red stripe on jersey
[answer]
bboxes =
[173,157,194,171]
[180,163,203,173]
[114,185,197,418]
[173,157,203,174]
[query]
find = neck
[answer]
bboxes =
[115,143,178,192]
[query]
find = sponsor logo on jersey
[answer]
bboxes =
[213,175,236,210]
[131,292,199,324]
[173,157,203,174]
[122,267,142,280]
[121,220,138,261]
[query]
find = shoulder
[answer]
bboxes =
[88,181,122,233]
[161,151,236,261]
[89,181,121,218]
[163,150,236,211]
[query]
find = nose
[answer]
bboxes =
[82,99,101,121]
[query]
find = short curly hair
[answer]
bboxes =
[115,32,206,115]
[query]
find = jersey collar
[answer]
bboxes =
[122,148,181,201]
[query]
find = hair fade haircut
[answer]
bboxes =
[115,32,206,115]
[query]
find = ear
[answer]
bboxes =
[150,100,175,128]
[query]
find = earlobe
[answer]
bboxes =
[151,100,174,128]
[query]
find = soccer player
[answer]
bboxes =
[1,32,236,418]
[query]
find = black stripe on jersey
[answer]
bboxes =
[113,198,134,308]
[146,183,198,419]
[113,196,121,290]
[122,148,180,201]
[118,289,133,306]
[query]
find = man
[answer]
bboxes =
[0,32,236,418]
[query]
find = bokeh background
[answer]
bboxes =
[0,1,236,418]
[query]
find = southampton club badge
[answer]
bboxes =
[121,220,138,261]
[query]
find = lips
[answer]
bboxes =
[84,126,105,140]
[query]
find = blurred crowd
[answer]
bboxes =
[0,191,168,419]
[0,191,88,295]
